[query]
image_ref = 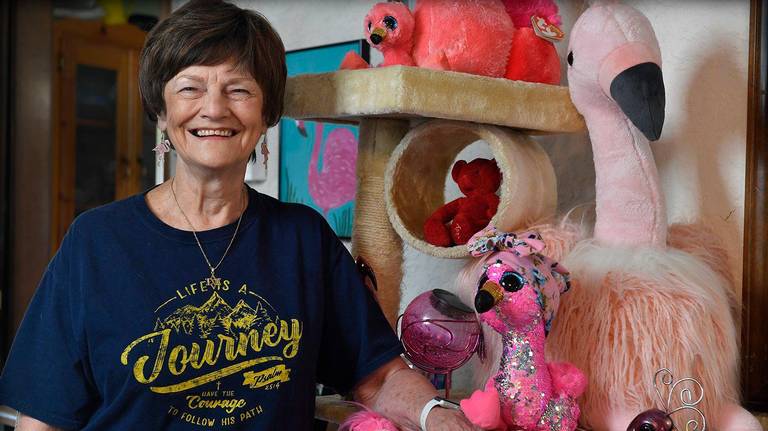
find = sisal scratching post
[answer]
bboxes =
[385,120,557,258]
[352,118,411,328]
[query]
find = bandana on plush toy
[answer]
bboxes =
[467,225,546,257]
[468,225,571,333]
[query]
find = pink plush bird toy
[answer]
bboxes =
[341,1,416,69]
[544,2,763,430]
[459,226,586,431]
[341,0,562,84]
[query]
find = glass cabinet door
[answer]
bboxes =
[74,64,118,216]
[53,22,148,250]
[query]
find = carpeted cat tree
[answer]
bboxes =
[284,66,584,329]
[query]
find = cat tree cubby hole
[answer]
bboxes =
[385,120,558,259]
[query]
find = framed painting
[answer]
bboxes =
[279,40,370,238]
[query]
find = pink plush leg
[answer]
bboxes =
[460,378,504,430]
[714,403,764,431]
[420,50,450,70]
[547,361,587,398]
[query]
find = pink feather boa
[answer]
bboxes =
[338,405,399,431]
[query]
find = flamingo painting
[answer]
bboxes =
[280,41,364,237]
[307,121,357,216]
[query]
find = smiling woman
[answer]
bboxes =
[0,1,478,430]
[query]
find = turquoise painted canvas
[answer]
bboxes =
[279,41,368,238]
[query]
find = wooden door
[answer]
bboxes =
[52,20,153,250]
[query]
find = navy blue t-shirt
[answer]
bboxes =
[0,187,402,430]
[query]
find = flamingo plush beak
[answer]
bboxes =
[610,63,665,141]
[370,27,387,45]
[598,42,666,141]
[474,281,503,313]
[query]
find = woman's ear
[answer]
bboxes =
[157,114,167,131]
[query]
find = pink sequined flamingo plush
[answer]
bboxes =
[460,227,586,431]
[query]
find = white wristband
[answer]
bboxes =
[419,397,460,431]
[419,398,442,431]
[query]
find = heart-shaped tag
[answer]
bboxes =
[531,15,565,42]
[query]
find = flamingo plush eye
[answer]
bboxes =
[383,16,398,30]
[367,21,372,31]
[567,51,574,66]
[499,272,524,292]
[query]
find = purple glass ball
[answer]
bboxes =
[399,289,481,374]
[627,409,674,431]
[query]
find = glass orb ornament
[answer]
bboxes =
[398,289,482,397]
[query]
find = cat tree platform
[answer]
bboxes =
[283,67,584,426]
[285,66,585,133]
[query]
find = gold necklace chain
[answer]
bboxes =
[170,177,245,287]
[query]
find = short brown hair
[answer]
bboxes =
[139,0,286,128]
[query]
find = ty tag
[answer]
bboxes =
[531,15,564,42]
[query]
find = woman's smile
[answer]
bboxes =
[188,128,240,138]
[189,128,237,138]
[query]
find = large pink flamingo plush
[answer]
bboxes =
[459,227,586,431]
[410,0,514,76]
[545,2,762,430]
[307,122,357,215]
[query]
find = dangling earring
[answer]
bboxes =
[259,133,269,174]
[153,130,172,166]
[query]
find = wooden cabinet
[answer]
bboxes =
[51,19,156,250]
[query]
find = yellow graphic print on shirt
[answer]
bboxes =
[120,279,303,427]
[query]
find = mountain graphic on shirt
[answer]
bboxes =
[227,299,273,331]
[154,292,275,339]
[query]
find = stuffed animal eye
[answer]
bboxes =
[367,21,372,31]
[499,271,524,292]
[567,51,574,66]
[383,15,397,30]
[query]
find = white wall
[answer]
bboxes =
[229,0,383,52]
[637,0,750,297]
[230,0,750,390]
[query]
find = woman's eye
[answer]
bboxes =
[232,89,250,94]
[178,87,201,97]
